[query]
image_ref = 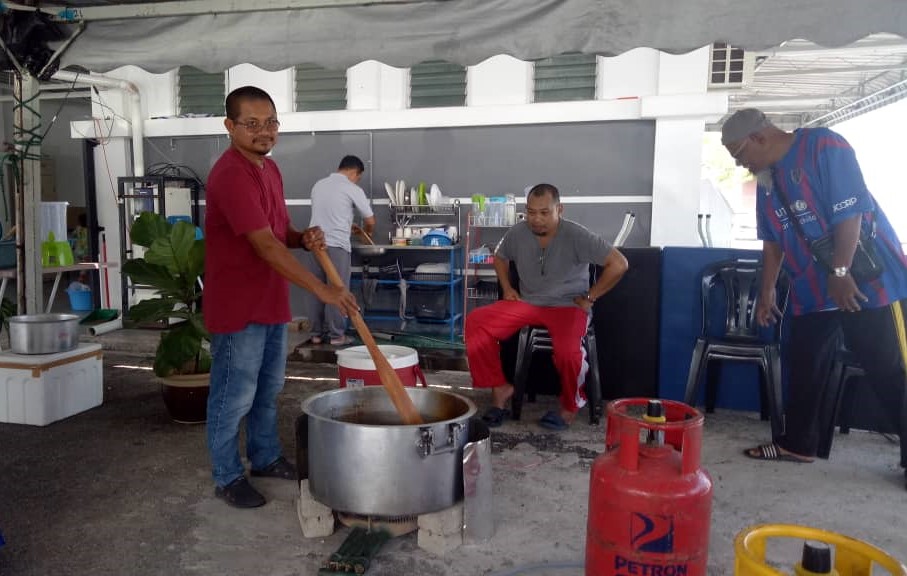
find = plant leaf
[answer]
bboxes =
[126,297,182,324]
[122,259,184,297]
[188,239,205,283]
[130,212,171,249]
[154,323,203,377]
[145,222,196,278]
[196,348,212,373]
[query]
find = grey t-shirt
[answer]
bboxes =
[309,172,374,252]
[495,219,612,308]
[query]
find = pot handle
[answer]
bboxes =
[418,422,465,457]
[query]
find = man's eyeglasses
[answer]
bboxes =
[234,119,280,133]
[730,138,749,161]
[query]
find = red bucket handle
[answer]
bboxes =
[414,364,428,387]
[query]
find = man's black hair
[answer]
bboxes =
[527,183,560,203]
[225,86,276,120]
[338,155,365,173]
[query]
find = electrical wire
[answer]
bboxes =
[41,73,80,141]
[144,138,207,190]
[12,81,43,163]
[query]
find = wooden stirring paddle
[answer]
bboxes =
[313,248,424,425]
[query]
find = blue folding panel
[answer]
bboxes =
[658,246,778,411]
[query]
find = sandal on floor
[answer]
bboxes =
[481,406,511,428]
[744,443,813,463]
[539,410,568,431]
[330,336,353,346]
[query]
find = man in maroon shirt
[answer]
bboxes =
[205,86,358,508]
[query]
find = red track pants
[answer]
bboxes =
[465,300,590,413]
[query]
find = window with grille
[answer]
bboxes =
[410,61,467,108]
[295,64,348,111]
[177,66,226,115]
[709,43,748,87]
[533,53,597,103]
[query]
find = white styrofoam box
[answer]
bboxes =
[0,343,103,426]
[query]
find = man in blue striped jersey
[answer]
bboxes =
[722,108,907,489]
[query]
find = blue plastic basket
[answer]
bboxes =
[67,289,93,312]
[422,233,452,247]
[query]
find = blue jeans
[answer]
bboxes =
[207,323,288,487]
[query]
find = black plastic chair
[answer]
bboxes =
[511,322,602,424]
[509,264,603,425]
[682,259,790,439]
[817,345,863,459]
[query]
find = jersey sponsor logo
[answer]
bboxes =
[631,512,674,553]
[798,213,817,225]
[833,197,857,213]
[775,208,788,219]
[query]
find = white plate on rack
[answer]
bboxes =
[384,182,396,205]
[429,183,442,207]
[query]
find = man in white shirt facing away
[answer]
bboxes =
[301,155,376,345]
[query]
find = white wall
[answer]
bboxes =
[69,49,725,309]
[347,61,409,111]
[227,64,294,113]
[598,49,659,99]
[90,65,176,120]
[649,47,715,247]
[467,55,533,106]
[92,140,129,310]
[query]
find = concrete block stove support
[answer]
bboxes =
[297,480,335,538]
[297,478,467,556]
[417,502,464,556]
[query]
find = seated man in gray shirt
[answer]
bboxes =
[465,184,628,430]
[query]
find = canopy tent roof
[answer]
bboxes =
[39,0,907,73]
[721,33,907,129]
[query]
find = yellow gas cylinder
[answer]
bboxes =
[734,524,906,576]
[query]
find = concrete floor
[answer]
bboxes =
[1,349,905,576]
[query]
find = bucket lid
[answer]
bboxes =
[336,345,419,371]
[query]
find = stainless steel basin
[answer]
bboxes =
[9,313,80,355]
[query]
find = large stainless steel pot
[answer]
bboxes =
[301,386,476,516]
[9,314,80,355]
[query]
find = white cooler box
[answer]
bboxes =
[0,343,103,426]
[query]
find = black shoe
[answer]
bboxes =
[251,456,298,480]
[215,476,266,508]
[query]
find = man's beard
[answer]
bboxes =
[755,169,773,190]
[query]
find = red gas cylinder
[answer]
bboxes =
[586,398,712,576]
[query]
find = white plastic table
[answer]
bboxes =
[0,263,117,313]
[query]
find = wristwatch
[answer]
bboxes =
[833,266,849,278]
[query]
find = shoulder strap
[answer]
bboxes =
[771,169,811,244]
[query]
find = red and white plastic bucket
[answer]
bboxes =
[336,345,426,388]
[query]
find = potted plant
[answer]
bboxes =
[122,212,210,423]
